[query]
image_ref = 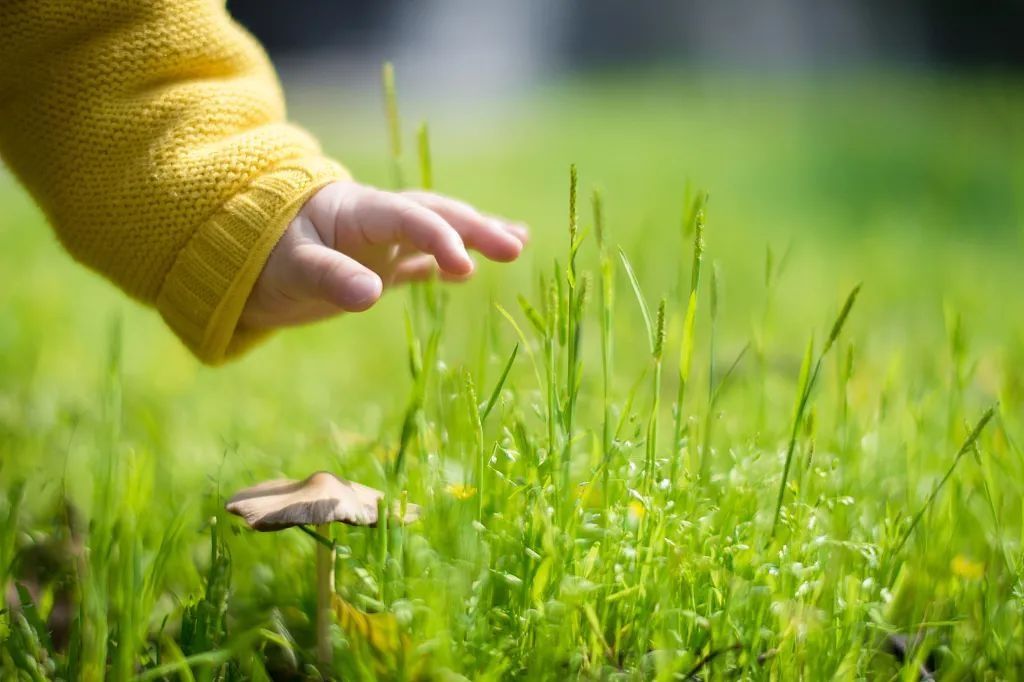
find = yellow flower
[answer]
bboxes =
[951,554,984,581]
[627,500,646,521]
[446,483,478,500]
[575,482,603,507]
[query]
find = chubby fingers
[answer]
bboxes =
[290,243,383,312]
[402,190,528,262]
[390,253,473,286]
[337,187,475,276]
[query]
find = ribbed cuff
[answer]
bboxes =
[157,156,348,364]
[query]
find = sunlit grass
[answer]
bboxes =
[2,71,1023,678]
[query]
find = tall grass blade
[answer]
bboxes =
[481,343,519,422]
[382,62,404,188]
[708,262,720,399]
[495,302,544,391]
[517,294,547,338]
[569,164,578,243]
[700,341,750,481]
[770,334,815,535]
[671,208,706,481]
[563,165,585,502]
[824,284,862,353]
[417,123,433,190]
[644,299,667,494]
[770,284,862,537]
[618,248,655,353]
[681,183,708,238]
[891,405,997,555]
[593,189,617,502]
[463,371,485,520]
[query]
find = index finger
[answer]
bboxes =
[338,187,475,276]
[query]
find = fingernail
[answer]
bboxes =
[505,222,530,244]
[348,273,382,306]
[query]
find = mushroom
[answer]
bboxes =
[226,471,420,666]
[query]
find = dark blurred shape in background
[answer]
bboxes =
[224,0,1024,240]
[228,0,1024,72]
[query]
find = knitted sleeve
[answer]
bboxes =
[0,0,349,364]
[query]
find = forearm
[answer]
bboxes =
[0,0,347,363]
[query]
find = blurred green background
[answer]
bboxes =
[4,6,1024,675]
[2,70,1022,531]
[3,72,1022,438]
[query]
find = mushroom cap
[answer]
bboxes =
[225,471,421,531]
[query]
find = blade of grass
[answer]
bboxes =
[382,62,403,188]
[671,208,705,483]
[770,284,862,537]
[417,122,433,190]
[463,371,485,521]
[643,299,667,495]
[563,166,584,505]
[699,342,751,482]
[681,183,708,238]
[891,405,997,556]
[495,303,545,394]
[481,343,519,422]
[618,248,655,353]
[593,190,615,455]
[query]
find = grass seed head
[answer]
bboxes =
[654,298,667,360]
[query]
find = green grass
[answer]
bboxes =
[2,70,1024,679]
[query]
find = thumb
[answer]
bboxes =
[289,243,383,312]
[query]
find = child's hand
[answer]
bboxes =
[240,181,528,330]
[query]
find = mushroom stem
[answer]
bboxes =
[315,522,335,666]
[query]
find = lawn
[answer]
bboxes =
[2,70,1023,679]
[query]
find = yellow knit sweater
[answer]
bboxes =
[0,0,348,363]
